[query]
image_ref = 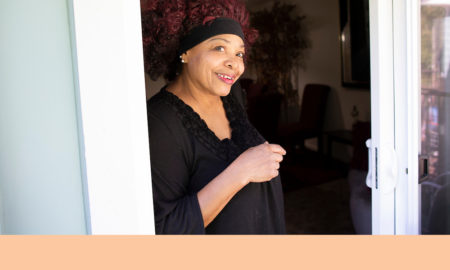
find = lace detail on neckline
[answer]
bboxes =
[159,87,263,161]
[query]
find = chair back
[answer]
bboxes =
[298,84,330,131]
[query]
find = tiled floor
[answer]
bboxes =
[283,177,355,234]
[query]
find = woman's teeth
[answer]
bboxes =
[218,74,233,80]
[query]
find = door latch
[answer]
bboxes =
[419,154,429,183]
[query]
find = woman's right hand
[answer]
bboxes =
[233,142,286,184]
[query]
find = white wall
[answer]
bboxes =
[0,0,87,234]
[293,0,371,129]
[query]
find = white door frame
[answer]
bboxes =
[369,0,420,234]
[369,0,396,234]
[393,0,421,235]
[68,0,155,234]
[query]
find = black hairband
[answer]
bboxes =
[179,17,245,54]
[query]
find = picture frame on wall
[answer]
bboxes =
[339,0,371,89]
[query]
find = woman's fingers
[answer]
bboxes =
[236,143,286,183]
[272,153,283,163]
[274,162,280,170]
[266,143,286,155]
[271,169,279,178]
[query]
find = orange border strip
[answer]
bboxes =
[0,236,448,269]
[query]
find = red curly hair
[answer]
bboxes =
[141,0,258,81]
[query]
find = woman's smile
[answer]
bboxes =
[216,73,236,84]
[178,34,245,96]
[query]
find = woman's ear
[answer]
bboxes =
[180,52,188,64]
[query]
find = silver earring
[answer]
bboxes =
[180,55,185,63]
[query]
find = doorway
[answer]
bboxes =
[147,0,370,234]
[142,0,371,234]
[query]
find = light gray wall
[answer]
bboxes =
[145,73,166,100]
[291,0,371,129]
[0,0,87,234]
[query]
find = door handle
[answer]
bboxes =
[419,154,429,183]
[366,139,373,188]
[366,139,398,193]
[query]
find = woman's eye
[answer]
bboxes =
[236,52,245,58]
[214,46,225,52]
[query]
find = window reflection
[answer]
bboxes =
[420,2,450,234]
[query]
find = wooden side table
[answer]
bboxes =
[325,130,353,161]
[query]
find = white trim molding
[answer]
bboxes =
[69,0,154,234]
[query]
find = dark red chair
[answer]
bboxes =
[278,84,330,155]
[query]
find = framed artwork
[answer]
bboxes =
[339,0,371,89]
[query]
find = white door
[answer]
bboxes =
[369,0,450,234]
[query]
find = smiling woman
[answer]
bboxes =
[176,33,245,100]
[142,0,287,234]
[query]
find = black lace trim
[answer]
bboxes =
[159,87,264,161]
[222,93,265,149]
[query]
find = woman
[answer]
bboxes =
[142,0,286,234]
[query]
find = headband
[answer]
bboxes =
[179,17,245,54]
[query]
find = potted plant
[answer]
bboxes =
[249,1,310,121]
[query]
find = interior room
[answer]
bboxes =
[144,0,372,234]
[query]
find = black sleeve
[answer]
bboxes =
[148,112,205,234]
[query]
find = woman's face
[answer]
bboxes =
[182,34,245,97]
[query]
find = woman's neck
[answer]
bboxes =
[168,74,222,110]
[167,74,232,141]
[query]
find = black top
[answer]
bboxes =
[147,87,286,234]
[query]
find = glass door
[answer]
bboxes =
[420,1,450,234]
[369,0,450,234]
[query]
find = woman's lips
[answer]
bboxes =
[216,73,235,84]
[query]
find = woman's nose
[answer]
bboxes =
[224,57,237,69]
